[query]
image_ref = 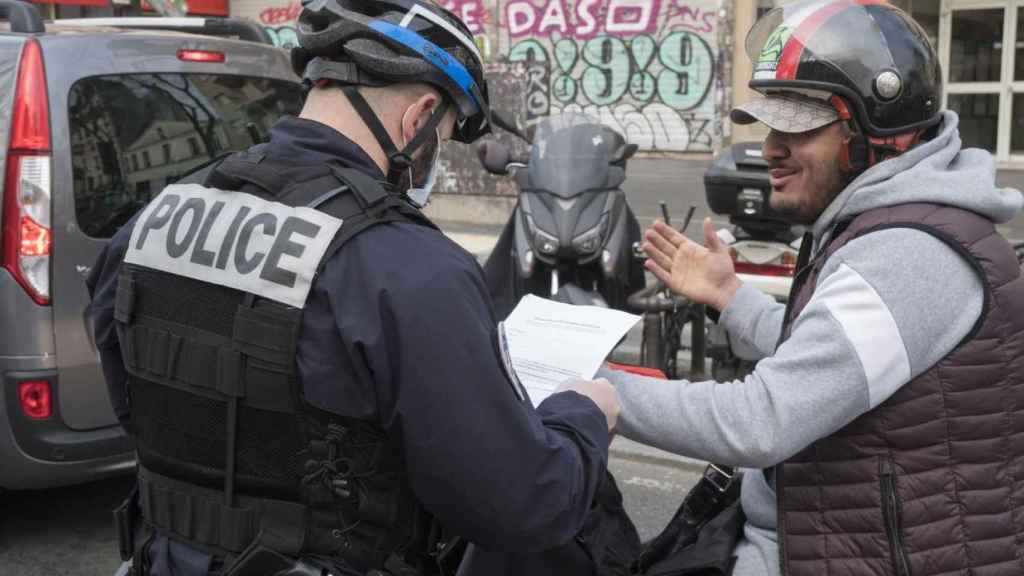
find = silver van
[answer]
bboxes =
[0,2,304,490]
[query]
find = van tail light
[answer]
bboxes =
[177,49,225,63]
[730,246,797,277]
[3,39,52,305]
[19,380,52,420]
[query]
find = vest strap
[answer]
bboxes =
[114,273,136,324]
[138,465,306,556]
[124,320,245,399]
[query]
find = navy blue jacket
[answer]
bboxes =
[87,117,609,575]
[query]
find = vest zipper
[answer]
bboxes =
[775,464,789,576]
[880,459,911,576]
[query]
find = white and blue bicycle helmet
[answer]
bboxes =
[292,0,491,177]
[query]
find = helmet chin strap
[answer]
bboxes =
[341,85,449,186]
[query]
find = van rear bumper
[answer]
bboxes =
[1,368,134,490]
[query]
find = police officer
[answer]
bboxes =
[87,1,619,574]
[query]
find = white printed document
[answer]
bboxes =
[499,295,640,406]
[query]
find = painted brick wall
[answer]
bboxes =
[492,0,722,153]
[231,0,725,194]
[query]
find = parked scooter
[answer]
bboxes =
[480,112,646,318]
[703,141,803,380]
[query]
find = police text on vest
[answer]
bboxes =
[125,184,343,308]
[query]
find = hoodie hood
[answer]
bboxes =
[812,111,1023,247]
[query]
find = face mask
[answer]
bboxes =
[405,128,441,208]
[400,105,443,208]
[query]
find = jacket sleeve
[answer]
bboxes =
[325,224,610,552]
[600,227,983,468]
[718,283,787,362]
[85,224,134,429]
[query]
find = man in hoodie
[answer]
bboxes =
[580,1,1024,575]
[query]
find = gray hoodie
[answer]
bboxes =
[600,112,1023,576]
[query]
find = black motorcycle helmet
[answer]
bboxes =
[738,0,942,138]
[291,0,492,181]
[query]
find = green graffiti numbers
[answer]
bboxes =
[508,39,549,63]
[508,39,552,120]
[629,35,657,102]
[553,75,577,102]
[552,39,578,103]
[580,36,629,106]
[553,38,578,72]
[656,32,714,110]
[631,35,658,69]
[509,31,714,112]
[630,72,657,102]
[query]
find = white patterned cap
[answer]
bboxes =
[730,92,839,133]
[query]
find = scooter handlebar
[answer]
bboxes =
[476,140,512,175]
[627,282,690,313]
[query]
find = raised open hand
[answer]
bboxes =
[642,217,742,312]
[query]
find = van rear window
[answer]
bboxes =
[68,74,304,238]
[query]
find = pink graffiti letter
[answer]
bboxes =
[537,0,570,35]
[507,2,537,37]
[574,0,602,38]
[606,0,660,35]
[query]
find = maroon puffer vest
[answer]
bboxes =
[776,203,1024,576]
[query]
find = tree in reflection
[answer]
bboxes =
[127,74,224,158]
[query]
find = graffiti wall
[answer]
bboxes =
[230,0,725,193]
[233,0,721,148]
[231,0,493,54]
[499,0,720,152]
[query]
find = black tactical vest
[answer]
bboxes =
[114,150,446,575]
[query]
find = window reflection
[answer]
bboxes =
[69,75,303,239]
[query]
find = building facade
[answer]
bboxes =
[39,0,1019,196]
[229,0,1022,169]
[233,0,727,156]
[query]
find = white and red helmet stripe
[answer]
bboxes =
[758,0,888,81]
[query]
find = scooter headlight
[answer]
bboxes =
[571,214,609,255]
[536,231,559,255]
[526,214,559,255]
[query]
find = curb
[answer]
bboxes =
[610,437,707,472]
[424,194,516,227]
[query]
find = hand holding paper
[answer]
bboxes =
[555,378,620,432]
[499,294,640,407]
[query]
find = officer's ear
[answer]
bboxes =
[401,90,442,146]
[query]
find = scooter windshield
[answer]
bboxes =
[528,113,612,199]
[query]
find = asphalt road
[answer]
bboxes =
[0,448,703,576]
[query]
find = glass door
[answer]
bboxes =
[1010,3,1024,160]
[941,0,1008,155]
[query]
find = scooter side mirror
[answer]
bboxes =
[613,143,639,164]
[476,140,512,175]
